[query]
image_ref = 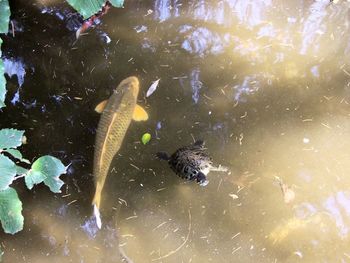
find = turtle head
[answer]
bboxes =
[196,172,209,186]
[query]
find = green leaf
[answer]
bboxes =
[5,149,22,160]
[0,154,16,191]
[0,0,10,34]
[25,156,66,193]
[66,0,106,19]
[66,0,124,19]
[15,165,28,175]
[5,149,30,164]
[0,187,23,234]
[110,0,124,7]
[25,170,43,190]
[0,38,6,108]
[0,129,25,149]
[141,133,151,145]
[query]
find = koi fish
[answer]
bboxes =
[92,76,148,228]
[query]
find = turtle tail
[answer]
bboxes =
[156,151,171,161]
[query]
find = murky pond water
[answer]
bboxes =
[2,0,350,262]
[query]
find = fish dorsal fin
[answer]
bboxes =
[95,99,108,113]
[133,104,148,121]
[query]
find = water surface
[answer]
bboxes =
[1,0,350,262]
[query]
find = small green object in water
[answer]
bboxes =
[141,133,151,145]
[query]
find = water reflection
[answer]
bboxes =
[300,0,329,55]
[3,58,26,87]
[150,0,350,99]
[324,192,350,238]
[190,68,202,103]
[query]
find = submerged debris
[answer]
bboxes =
[151,210,192,261]
[146,79,160,97]
[229,193,239,200]
[76,1,112,39]
[274,176,295,204]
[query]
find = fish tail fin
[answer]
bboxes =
[93,204,102,229]
[156,151,170,161]
[92,184,103,229]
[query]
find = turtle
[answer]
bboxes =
[156,140,228,186]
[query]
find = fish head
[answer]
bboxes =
[117,76,140,98]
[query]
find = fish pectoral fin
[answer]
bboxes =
[95,99,108,113]
[132,104,148,121]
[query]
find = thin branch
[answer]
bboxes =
[151,209,192,261]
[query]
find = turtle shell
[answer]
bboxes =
[168,143,213,182]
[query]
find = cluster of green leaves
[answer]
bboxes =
[0,0,68,235]
[0,129,67,234]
